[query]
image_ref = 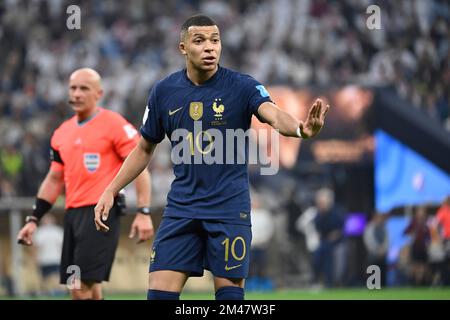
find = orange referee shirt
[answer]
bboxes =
[50,107,139,209]
[436,203,450,239]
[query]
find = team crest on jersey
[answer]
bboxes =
[211,98,227,126]
[150,248,156,264]
[83,153,100,173]
[189,102,203,121]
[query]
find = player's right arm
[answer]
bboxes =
[94,137,157,232]
[17,169,64,246]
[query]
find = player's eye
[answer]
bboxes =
[194,38,203,44]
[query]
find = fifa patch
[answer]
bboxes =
[83,153,100,173]
[255,85,270,98]
[123,124,138,139]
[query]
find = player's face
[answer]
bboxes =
[180,25,221,73]
[68,72,102,115]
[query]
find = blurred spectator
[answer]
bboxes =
[246,192,275,292]
[33,214,64,296]
[311,187,344,287]
[427,218,446,286]
[435,196,450,285]
[403,206,431,286]
[1,0,449,199]
[363,213,388,287]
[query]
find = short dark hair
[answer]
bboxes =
[180,15,217,40]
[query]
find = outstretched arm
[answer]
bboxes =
[95,137,157,232]
[257,98,329,138]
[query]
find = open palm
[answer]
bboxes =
[299,99,330,138]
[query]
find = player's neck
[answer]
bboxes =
[76,106,99,123]
[186,65,218,85]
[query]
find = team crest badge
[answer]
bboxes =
[150,248,156,264]
[212,98,225,118]
[189,102,203,121]
[211,98,227,126]
[83,153,100,173]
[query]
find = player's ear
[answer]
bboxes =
[97,89,104,99]
[179,42,187,56]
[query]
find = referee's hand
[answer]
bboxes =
[17,223,37,246]
[94,190,114,232]
[129,213,154,244]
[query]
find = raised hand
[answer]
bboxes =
[299,98,330,138]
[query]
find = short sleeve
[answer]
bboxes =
[241,75,273,121]
[110,114,140,159]
[49,132,64,172]
[140,84,165,144]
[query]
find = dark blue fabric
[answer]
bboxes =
[215,286,244,300]
[147,289,180,300]
[140,66,272,225]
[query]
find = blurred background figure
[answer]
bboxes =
[311,187,344,288]
[435,196,450,285]
[247,192,275,292]
[427,217,446,286]
[295,197,320,261]
[33,214,64,296]
[363,213,389,287]
[404,206,431,286]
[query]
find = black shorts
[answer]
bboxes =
[59,204,121,285]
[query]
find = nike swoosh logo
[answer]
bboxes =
[225,264,242,271]
[169,107,183,116]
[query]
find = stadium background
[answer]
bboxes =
[0,0,449,299]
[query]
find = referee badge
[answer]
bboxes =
[189,102,203,121]
[83,153,100,173]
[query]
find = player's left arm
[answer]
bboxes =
[130,169,154,243]
[257,98,330,138]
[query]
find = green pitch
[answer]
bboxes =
[5,288,448,300]
[116,288,450,300]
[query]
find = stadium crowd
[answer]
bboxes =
[1,0,449,198]
[0,0,449,290]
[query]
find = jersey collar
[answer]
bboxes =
[77,108,101,126]
[183,65,223,87]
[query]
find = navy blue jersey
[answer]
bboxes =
[141,66,272,225]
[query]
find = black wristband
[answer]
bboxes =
[137,207,151,215]
[32,198,53,221]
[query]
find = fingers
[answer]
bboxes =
[308,100,318,119]
[314,99,321,118]
[314,99,323,118]
[17,227,33,246]
[17,236,32,246]
[130,215,154,244]
[136,229,153,244]
[17,234,32,246]
[129,224,137,239]
[322,104,330,118]
[94,204,110,232]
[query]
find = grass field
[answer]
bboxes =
[3,288,450,300]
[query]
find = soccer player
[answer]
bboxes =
[94,15,329,300]
[17,68,154,300]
